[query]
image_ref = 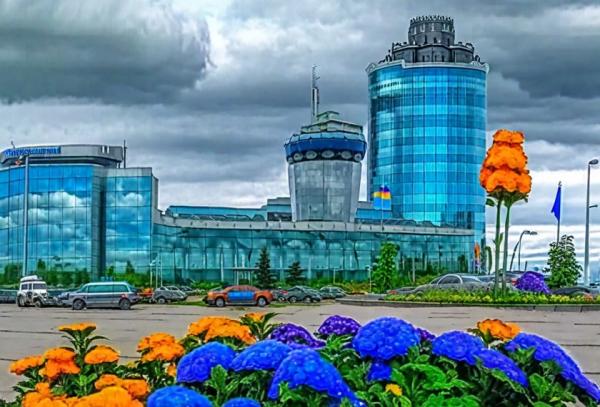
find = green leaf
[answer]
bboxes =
[530,373,550,399]
[532,402,552,407]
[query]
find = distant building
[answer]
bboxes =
[366,15,488,245]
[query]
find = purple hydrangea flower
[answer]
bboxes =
[352,317,420,361]
[474,349,528,387]
[506,333,600,402]
[222,398,261,407]
[367,360,392,382]
[148,386,212,407]
[431,331,485,364]
[231,340,292,372]
[515,271,551,294]
[317,315,361,337]
[416,327,436,342]
[268,348,363,406]
[271,323,325,348]
[177,342,236,384]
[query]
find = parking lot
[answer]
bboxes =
[1,302,600,401]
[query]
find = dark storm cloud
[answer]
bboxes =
[0,0,210,103]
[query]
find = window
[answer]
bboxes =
[88,284,112,293]
[113,284,128,293]
[438,276,460,284]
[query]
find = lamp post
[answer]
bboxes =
[509,230,537,272]
[585,159,599,285]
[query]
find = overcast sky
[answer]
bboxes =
[1,0,599,275]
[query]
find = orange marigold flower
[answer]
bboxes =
[243,312,265,322]
[95,374,122,390]
[141,343,185,362]
[57,323,97,333]
[137,333,177,352]
[43,348,80,380]
[120,379,149,399]
[204,321,255,345]
[22,383,54,407]
[9,355,44,375]
[72,386,143,407]
[84,346,120,365]
[385,383,403,396]
[166,363,177,377]
[477,319,521,341]
[493,129,524,144]
[187,316,235,336]
[36,399,69,407]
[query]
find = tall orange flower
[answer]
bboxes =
[95,375,149,400]
[72,386,143,407]
[141,343,184,362]
[477,319,521,341]
[84,346,120,365]
[188,316,255,344]
[58,323,97,333]
[9,355,44,375]
[43,348,80,380]
[480,129,531,197]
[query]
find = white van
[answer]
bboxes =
[16,275,56,307]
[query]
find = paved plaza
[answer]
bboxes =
[1,303,599,401]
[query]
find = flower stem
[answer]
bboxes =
[502,201,513,295]
[493,197,503,297]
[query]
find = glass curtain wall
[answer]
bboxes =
[153,223,472,283]
[368,66,486,241]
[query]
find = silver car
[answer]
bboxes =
[152,286,187,304]
[389,274,493,295]
[60,282,140,310]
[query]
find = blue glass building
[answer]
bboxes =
[367,16,488,245]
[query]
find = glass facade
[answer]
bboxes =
[152,222,473,283]
[0,165,98,276]
[103,169,154,275]
[368,64,487,241]
[288,160,361,222]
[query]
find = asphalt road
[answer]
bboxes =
[1,302,599,401]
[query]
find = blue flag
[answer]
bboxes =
[551,182,561,221]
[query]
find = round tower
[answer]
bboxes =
[284,111,366,222]
[408,15,454,46]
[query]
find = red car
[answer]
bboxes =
[205,285,273,307]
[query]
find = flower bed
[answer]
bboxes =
[3,314,599,406]
[385,290,600,305]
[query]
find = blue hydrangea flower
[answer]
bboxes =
[506,333,600,402]
[147,386,212,407]
[177,342,236,384]
[431,331,485,364]
[352,317,420,361]
[222,398,261,407]
[416,327,435,342]
[474,349,528,387]
[515,271,550,294]
[317,315,361,337]
[367,360,392,382]
[231,340,292,372]
[271,323,325,348]
[268,348,362,406]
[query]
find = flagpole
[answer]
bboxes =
[557,181,561,243]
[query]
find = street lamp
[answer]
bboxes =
[509,230,537,272]
[585,158,599,285]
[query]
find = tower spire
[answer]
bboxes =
[311,65,320,123]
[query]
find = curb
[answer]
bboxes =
[336,299,600,312]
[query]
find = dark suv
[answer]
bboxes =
[59,282,140,310]
[284,286,322,303]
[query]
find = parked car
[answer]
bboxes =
[387,274,493,296]
[16,275,58,307]
[153,286,187,304]
[284,286,322,303]
[59,282,139,310]
[179,286,197,295]
[319,286,347,299]
[271,287,289,302]
[0,289,16,304]
[551,286,599,298]
[205,285,273,307]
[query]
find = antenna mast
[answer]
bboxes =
[311,65,320,123]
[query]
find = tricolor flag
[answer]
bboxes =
[373,185,391,210]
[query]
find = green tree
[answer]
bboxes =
[3,264,20,285]
[46,270,59,287]
[106,266,116,280]
[255,247,275,289]
[371,242,399,293]
[285,261,305,286]
[125,260,136,275]
[60,271,73,287]
[546,235,582,289]
[36,259,47,273]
